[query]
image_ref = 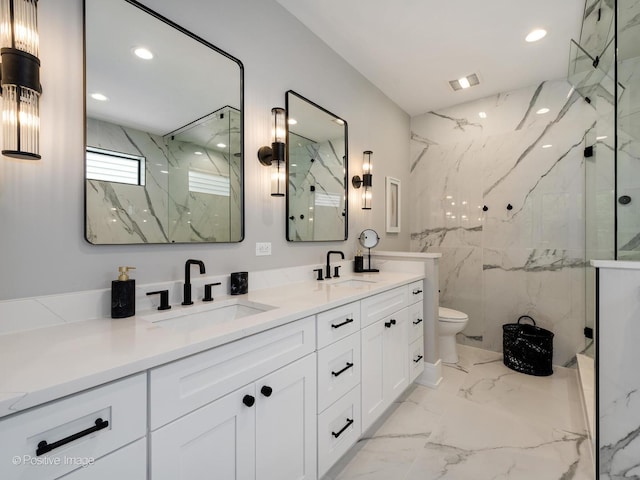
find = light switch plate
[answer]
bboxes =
[256,242,272,256]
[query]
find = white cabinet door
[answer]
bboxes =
[256,354,317,480]
[361,308,409,433]
[384,308,409,400]
[151,385,256,480]
[360,320,385,432]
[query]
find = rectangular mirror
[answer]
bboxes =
[84,0,244,244]
[286,91,348,241]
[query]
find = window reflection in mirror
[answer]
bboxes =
[84,0,244,244]
[286,91,348,242]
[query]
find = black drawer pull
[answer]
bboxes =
[332,362,354,377]
[412,289,423,295]
[36,418,109,456]
[413,355,424,363]
[385,319,397,328]
[242,395,255,407]
[260,385,273,397]
[413,318,423,325]
[331,318,354,329]
[332,418,354,438]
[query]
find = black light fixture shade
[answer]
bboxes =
[1,0,41,160]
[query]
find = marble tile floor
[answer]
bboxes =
[324,345,594,480]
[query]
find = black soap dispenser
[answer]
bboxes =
[111,266,136,319]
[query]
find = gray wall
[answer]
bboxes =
[0,0,410,300]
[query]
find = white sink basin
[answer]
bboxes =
[140,299,276,330]
[329,278,377,288]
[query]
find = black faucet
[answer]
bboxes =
[326,250,345,279]
[182,259,206,305]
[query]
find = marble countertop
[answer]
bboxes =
[372,250,441,259]
[591,260,640,270]
[0,271,423,419]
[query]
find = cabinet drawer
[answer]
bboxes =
[409,337,425,383]
[0,374,146,480]
[317,333,361,412]
[360,286,408,328]
[317,385,361,479]
[60,438,146,480]
[407,280,424,304]
[150,316,315,429]
[317,301,361,349]
[409,301,424,344]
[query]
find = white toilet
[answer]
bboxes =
[438,307,469,364]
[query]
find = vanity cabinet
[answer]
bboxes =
[0,374,146,480]
[149,318,317,480]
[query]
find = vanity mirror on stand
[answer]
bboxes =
[357,229,380,273]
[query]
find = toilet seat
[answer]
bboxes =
[439,307,468,323]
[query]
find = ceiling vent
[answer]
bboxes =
[449,73,480,91]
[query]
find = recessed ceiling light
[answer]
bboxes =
[479,111,487,118]
[526,29,547,43]
[194,151,203,155]
[536,108,550,114]
[458,77,470,89]
[542,144,552,149]
[90,92,108,101]
[288,118,297,125]
[216,143,226,148]
[133,47,153,60]
[596,135,608,140]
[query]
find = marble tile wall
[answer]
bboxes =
[616,0,640,259]
[86,111,241,244]
[596,264,640,478]
[410,79,598,366]
[288,133,346,241]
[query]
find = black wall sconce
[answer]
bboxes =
[352,150,372,210]
[257,107,286,197]
[1,0,42,160]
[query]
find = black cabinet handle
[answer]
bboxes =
[36,418,109,456]
[331,418,354,438]
[242,395,255,407]
[507,203,513,211]
[260,386,273,397]
[331,318,354,329]
[385,319,397,328]
[482,205,488,212]
[412,289,423,295]
[413,355,424,363]
[413,318,423,325]
[391,319,396,325]
[331,362,354,377]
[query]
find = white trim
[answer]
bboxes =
[414,359,442,389]
[385,176,401,233]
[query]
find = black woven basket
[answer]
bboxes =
[503,315,554,376]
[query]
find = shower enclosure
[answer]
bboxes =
[571,0,640,357]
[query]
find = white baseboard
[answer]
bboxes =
[415,359,442,389]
